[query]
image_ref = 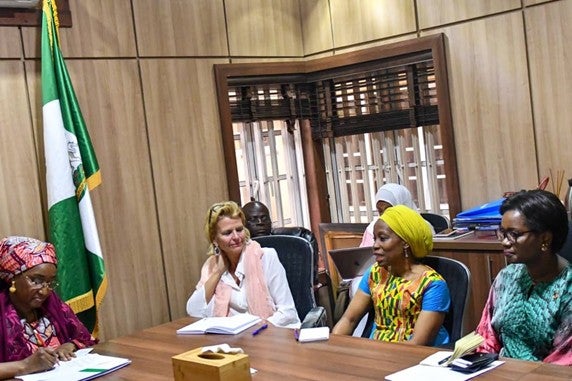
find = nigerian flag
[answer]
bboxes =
[41,0,107,336]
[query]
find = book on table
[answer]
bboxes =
[18,349,131,381]
[177,313,262,335]
[385,331,503,381]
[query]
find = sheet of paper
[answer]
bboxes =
[385,360,504,381]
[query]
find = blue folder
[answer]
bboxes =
[453,198,504,228]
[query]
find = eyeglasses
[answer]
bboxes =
[25,275,59,290]
[208,204,223,223]
[496,228,533,244]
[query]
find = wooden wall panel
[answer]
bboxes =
[329,0,415,48]
[22,0,136,59]
[429,13,538,210]
[226,0,303,56]
[0,62,45,239]
[0,27,22,58]
[418,0,520,29]
[300,0,334,56]
[526,0,572,197]
[133,0,228,57]
[67,59,168,339]
[335,34,416,54]
[232,57,303,64]
[524,0,557,6]
[140,58,229,319]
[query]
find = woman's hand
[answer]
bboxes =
[54,342,77,361]
[202,254,229,303]
[21,347,58,374]
[213,252,228,275]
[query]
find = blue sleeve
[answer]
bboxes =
[358,266,373,295]
[421,280,450,312]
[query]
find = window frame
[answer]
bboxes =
[214,33,460,234]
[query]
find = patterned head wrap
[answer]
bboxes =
[375,183,418,210]
[380,205,433,258]
[0,236,57,282]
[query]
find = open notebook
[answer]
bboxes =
[177,313,261,335]
[18,349,130,381]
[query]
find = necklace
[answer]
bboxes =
[21,316,52,348]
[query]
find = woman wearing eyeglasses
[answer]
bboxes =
[476,190,571,365]
[0,236,97,379]
[186,201,300,327]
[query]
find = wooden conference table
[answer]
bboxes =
[92,317,570,381]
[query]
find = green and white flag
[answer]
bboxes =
[41,0,106,336]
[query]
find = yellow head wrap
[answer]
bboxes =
[379,205,433,258]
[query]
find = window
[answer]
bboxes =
[229,84,310,228]
[314,59,450,222]
[215,34,460,233]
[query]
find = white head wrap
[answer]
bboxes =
[361,183,424,246]
[374,183,417,210]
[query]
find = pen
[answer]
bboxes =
[252,324,268,336]
[438,355,451,365]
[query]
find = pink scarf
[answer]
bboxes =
[198,240,275,319]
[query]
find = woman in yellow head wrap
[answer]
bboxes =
[333,205,451,346]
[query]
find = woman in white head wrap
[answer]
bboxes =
[360,183,433,247]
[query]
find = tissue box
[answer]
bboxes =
[172,348,251,381]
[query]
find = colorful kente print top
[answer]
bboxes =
[476,263,572,365]
[359,263,450,345]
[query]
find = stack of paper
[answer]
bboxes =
[440,331,484,366]
[18,350,131,381]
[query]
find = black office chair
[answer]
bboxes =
[359,255,471,343]
[421,212,450,233]
[423,255,471,343]
[252,235,326,328]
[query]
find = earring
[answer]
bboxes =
[404,248,409,258]
[541,243,549,251]
[9,281,16,293]
[214,245,220,255]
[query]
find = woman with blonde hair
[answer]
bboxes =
[186,201,300,327]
